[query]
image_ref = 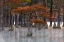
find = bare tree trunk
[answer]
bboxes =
[50,0,53,27]
[53,0,57,28]
[63,0,64,27]
[0,0,4,30]
[57,0,61,28]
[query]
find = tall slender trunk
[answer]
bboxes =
[57,0,61,28]
[63,0,64,27]
[50,0,53,27]
[53,0,57,28]
[0,0,4,30]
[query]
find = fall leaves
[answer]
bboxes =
[11,4,48,13]
[11,4,56,25]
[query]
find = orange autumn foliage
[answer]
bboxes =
[30,19,46,25]
[47,15,56,21]
[11,4,48,13]
[40,12,50,17]
[17,6,31,13]
[17,7,24,10]
[11,9,19,14]
[11,3,56,25]
[29,7,37,12]
[22,6,30,13]
[31,4,48,11]
[39,12,56,21]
